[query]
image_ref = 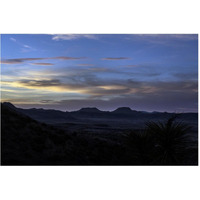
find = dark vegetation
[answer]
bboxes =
[1,103,198,165]
[126,117,198,165]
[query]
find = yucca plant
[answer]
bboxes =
[145,115,191,165]
[126,115,193,165]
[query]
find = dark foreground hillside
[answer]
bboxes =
[1,103,198,165]
[1,104,127,165]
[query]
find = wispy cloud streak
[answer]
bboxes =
[9,37,36,52]
[126,34,198,45]
[52,34,98,41]
[1,56,86,64]
[30,63,54,66]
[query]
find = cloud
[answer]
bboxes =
[40,100,55,104]
[52,34,98,41]
[2,73,197,112]
[6,91,198,113]
[10,37,17,42]
[2,70,197,99]
[19,79,61,87]
[9,37,36,52]
[102,57,130,60]
[1,58,45,64]
[54,56,86,60]
[45,88,197,112]
[1,56,86,65]
[1,59,24,64]
[23,45,32,48]
[125,65,139,67]
[137,34,198,40]
[30,63,54,66]
[126,34,198,45]
[169,34,198,40]
[2,79,86,93]
[88,68,111,72]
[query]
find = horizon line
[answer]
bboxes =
[1,101,198,114]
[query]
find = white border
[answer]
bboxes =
[0,1,199,200]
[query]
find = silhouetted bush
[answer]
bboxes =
[126,116,197,165]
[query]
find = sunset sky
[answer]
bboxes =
[1,34,198,112]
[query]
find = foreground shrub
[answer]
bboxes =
[126,116,196,165]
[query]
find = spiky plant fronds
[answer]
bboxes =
[145,115,192,165]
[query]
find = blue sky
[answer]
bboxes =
[1,34,198,112]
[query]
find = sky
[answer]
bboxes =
[0,34,198,112]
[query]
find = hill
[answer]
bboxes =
[1,103,126,165]
[78,107,102,113]
[112,107,134,114]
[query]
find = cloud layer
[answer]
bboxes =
[2,66,197,112]
[1,56,131,64]
[30,63,54,66]
[52,34,98,41]
[1,56,86,64]
[127,34,198,45]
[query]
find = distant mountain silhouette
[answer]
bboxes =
[112,107,135,114]
[78,107,102,113]
[1,102,198,126]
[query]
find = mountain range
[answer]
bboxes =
[1,102,198,135]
